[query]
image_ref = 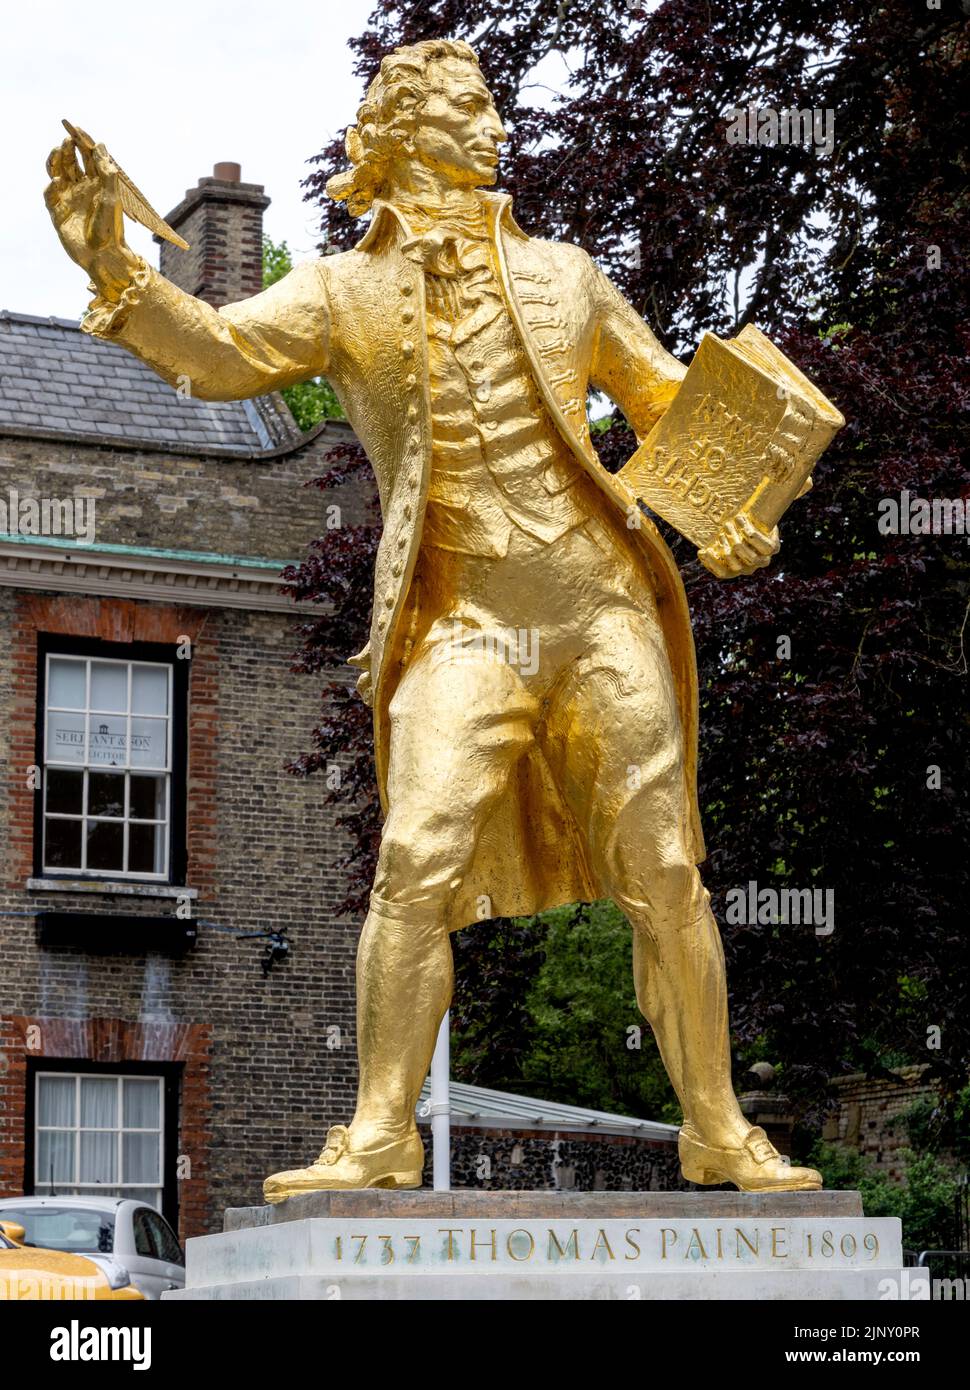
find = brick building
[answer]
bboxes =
[822,1068,941,1183]
[0,164,367,1240]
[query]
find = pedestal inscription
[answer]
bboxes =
[165,1191,908,1301]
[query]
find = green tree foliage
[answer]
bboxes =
[810,1141,961,1254]
[896,1086,970,1169]
[522,902,682,1123]
[452,902,681,1121]
[449,915,546,1092]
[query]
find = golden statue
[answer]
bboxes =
[45,39,844,1199]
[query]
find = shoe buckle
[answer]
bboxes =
[318,1124,350,1166]
[745,1128,776,1164]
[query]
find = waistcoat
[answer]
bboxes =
[402,199,589,557]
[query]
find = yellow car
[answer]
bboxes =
[0,1220,144,1300]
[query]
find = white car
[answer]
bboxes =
[0,1196,185,1299]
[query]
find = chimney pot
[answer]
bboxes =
[213,161,241,183]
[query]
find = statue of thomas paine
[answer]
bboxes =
[45,37,823,1198]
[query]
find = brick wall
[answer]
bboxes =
[823,1068,939,1181]
[0,422,363,562]
[0,585,365,1236]
[421,1127,684,1193]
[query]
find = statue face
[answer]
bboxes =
[409,59,507,189]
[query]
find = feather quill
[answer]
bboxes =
[62,119,190,251]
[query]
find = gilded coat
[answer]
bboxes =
[90,191,705,920]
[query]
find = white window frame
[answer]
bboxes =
[42,654,173,881]
[34,1071,165,1213]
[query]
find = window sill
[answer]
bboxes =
[26,878,198,900]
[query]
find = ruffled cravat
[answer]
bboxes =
[395,198,502,322]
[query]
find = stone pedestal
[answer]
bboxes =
[164,1190,911,1300]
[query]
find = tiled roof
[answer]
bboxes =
[0,310,301,455]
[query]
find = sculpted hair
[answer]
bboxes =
[326,39,483,217]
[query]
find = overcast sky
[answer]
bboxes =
[2,0,376,319]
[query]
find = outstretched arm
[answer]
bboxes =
[45,133,329,401]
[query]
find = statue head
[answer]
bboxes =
[327,39,507,215]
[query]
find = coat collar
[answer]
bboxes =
[352,190,529,253]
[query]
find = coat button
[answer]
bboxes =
[407,405,418,420]
[385,592,395,608]
[401,339,414,357]
[397,534,407,548]
[404,504,413,519]
[406,374,417,387]
[475,384,490,403]
[377,616,387,632]
[392,562,403,577]
[401,309,414,324]
[401,282,413,296]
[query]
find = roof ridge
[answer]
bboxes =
[0,309,83,330]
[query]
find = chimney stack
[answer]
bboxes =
[156,163,270,308]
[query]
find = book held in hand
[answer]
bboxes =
[618,324,845,549]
